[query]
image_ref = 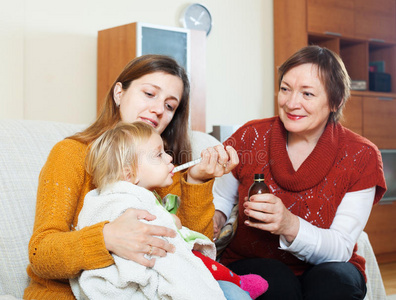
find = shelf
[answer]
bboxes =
[307,33,396,94]
[351,90,396,98]
[308,33,340,53]
[340,40,368,83]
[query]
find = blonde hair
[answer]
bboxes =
[86,121,155,190]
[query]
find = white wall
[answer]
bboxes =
[0,0,274,132]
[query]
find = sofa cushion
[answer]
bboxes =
[0,120,85,298]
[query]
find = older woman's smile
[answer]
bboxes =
[286,113,305,121]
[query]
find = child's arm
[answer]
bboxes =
[172,215,182,230]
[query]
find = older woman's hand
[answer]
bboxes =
[103,208,176,267]
[243,194,300,243]
[187,145,239,184]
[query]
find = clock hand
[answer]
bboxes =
[190,16,201,26]
[197,11,205,21]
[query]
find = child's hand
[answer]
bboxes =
[213,210,227,241]
[172,214,182,229]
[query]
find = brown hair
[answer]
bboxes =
[86,121,154,191]
[69,54,192,165]
[277,45,351,123]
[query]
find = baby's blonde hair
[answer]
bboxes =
[86,121,155,190]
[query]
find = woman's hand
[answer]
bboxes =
[103,208,176,267]
[243,194,300,243]
[213,210,227,241]
[187,145,239,184]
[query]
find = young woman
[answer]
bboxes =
[25,55,238,299]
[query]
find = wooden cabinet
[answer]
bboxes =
[307,0,396,42]
[341,95,363,135]
[342,94,396,148]
[274,0,396,149]
[363,96,396,148]
[354,0,396,42]
[364,201,396,264]
[97,23,207,132]
[307,0,354,37]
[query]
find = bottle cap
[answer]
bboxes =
[254,174,264,180]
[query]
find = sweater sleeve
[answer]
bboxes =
[28,139,114,279]
[157,172,215,240]
[348,143,387,204]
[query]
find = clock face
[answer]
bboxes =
[181,4,212,36]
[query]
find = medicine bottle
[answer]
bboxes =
[247,174,269,221]
[248,174,269,199]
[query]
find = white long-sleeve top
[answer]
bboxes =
[213,172,375,264]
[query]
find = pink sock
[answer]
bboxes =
[240,274,269,299]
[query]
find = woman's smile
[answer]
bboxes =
[286,112,305,121]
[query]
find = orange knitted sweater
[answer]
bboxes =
[24,139,215,300]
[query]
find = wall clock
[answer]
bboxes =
[180,3,212,36]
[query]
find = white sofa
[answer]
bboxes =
[0,119,387,299]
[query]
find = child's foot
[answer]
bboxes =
[240,274,269,299]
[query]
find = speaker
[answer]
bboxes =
[369,72,391,92]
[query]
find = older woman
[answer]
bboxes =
[213,46,386,299]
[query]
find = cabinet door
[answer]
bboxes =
[307,0,354,37]
[354,0,396,42]
[363,96,396,148]
[364,201,396,264]
[274,0,307,94]
[341,96,363,135]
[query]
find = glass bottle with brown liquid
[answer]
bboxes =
[247,174,269,221]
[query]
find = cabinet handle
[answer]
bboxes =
[378,97,394,101]
[369,38,385,43]
[324,31,341,37]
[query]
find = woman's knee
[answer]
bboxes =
[300,262,367,300]
[228,258,302,300]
